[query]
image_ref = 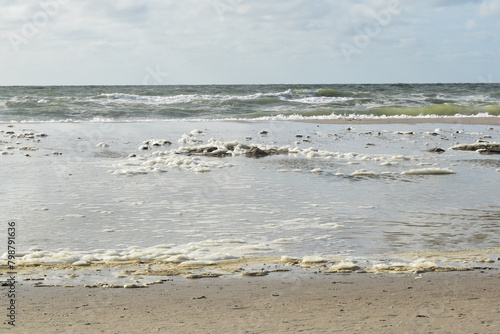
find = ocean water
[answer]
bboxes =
[1,84,500,284]
[1,83,500,122]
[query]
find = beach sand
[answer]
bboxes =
[4,270,499,333]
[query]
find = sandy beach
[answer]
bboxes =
[2,270,498,333]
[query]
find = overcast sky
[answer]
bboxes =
[1,0,499,85]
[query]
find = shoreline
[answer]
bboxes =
[296,116,500,125]
[4,270,499,333]
[2,115,500,126]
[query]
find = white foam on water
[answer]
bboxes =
[372,263,390,270]
[110,152,233,175]
[109,132,388,175]
[410,259,438,270]
[272,237,301,244]
[291,96,353,104]
[302,256,326,263]
[3,239,277,266]
[351,169,376,176]
[178,129,204,145]
[329,261,358,270]
[6,112,499,124]
[318,223,343,229]
[401,168,456,175]
[391,155,413,160]
[372,262,410,271]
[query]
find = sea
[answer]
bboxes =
[1,83,500,122]
[1,83,499,285]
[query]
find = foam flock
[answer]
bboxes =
[108,129,457,176]
[108,129,329,175]
[2,239,274,267]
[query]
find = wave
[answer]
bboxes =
[96,90,355,107]
[2,84,500,122]
[9,112,498,124]
[315,88,352,97]
[97,89,296,105]
[98,93,210,104]
[246,112,499,122]
[292,96,353,104]
[370,103,500,116]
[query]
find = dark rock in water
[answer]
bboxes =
[144,139,171,147]
[426,147,445,153]
[175,142,288,159]
[477,148,500,155]
[205,147,218,153]
[206,148,229,157]
[182,146,231,157]
[451,142,500,154]
[245,147,270,158]
[259,130,268,136]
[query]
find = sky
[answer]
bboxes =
[1,0,499,85]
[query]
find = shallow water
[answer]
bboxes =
[1,120,499,271]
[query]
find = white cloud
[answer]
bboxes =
[478,0,500,16]
[0,0,499,84]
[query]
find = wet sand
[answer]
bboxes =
[3,270,499,333]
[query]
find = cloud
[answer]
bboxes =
[0,0,499,84]
[478,0,500,16]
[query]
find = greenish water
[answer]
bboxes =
[1,83,499,122]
